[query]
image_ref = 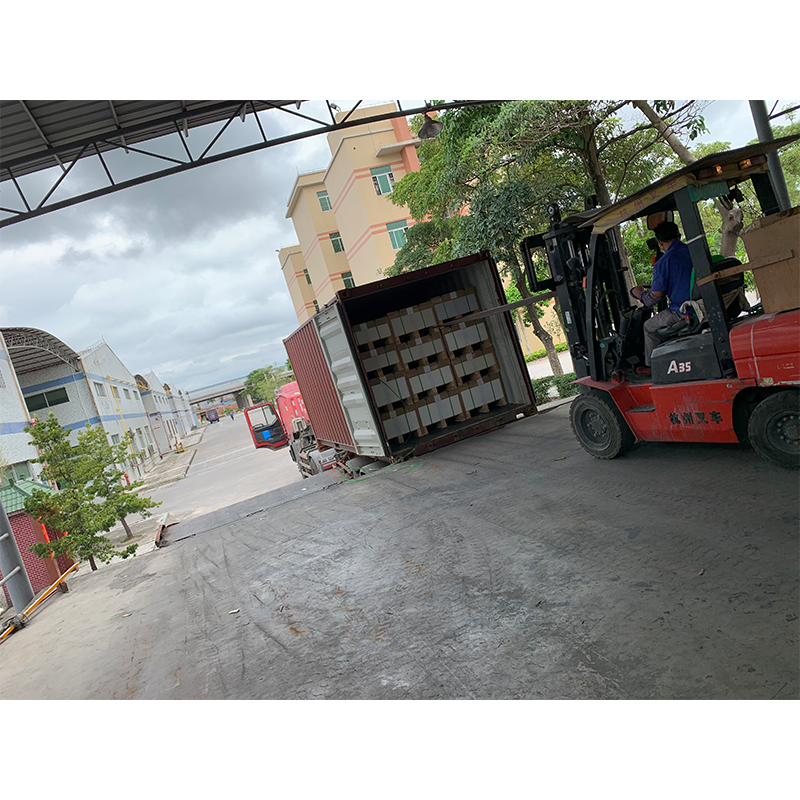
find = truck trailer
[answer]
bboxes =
[279,251,537,478]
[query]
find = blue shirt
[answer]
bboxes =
[651,240,694,313]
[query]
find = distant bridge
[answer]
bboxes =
[188,377,248,407]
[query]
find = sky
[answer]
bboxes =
[0,98,794,395]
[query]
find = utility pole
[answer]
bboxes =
[0,498,35,613]
[749,101,792,212]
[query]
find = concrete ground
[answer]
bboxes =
[1,402,796,700]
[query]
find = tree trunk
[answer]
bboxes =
[89,554,97,571]
[631,100,743,257]
[120,515,133,540]
[514,274,564,376]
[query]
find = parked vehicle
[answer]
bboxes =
[206,408,219,424]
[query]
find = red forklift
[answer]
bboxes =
[521,134,799,469]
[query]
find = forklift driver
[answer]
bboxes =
[630,221,694,373]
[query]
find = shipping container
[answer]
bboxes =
[283,251,537,462]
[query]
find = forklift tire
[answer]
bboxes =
[570,389,635,459]
[747,391,800,470]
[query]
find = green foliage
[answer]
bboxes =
[22,414,157,569]
[384,218,460,277]
[78,425,160,531]
[530,373,580,404]
[244,363,289,404]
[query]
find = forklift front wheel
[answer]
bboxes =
[570,390,635,459]
[748,390,800,470]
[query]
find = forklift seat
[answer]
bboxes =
[651,258,747,344]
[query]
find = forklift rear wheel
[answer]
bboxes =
[570,390,635,459]
[748,391,800,470]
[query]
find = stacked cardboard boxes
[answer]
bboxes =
[355,288,508,445]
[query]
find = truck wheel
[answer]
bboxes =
[748,391,800,470]
[570,390,635,459]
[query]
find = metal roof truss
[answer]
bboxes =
[0,100,493,228]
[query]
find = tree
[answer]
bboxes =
[78,425,161,540]
[387,101,708,373]
[244,363,290,404]
[23,414,158,570]
[455,178,566,374]
[631,100,743,256]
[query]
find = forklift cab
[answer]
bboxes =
[522,134,799,388]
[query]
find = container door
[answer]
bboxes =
[314,304,387,457]
[246,404,288,448]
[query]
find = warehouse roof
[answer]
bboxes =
[1,327,82,375]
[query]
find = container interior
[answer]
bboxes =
[340,255,535,457]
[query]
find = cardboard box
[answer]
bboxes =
[445,321,488,351]
[433,289,480,322]
[388,305,437,337]
[380,408,420,440]
[417,392,463,427]
[408,364,454,395]
[362,346,400,374]
[370,375,411,407]
[354,318,392,346]
[461,378,505,412]
[454,351,497,379]
[741,207,799,314]
[399,335,445,364]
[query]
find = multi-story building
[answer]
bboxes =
[281,103,420,324]
[279,102,566,358]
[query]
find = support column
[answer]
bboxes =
[0,500,35,613]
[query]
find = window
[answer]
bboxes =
[330,232,345,253]
[123,388,131,400]
[387,220,409,250]
[313,300,320,312]
[25,387,69,412]
[371,165,395,195]
[94,382,106,397]
[111,386,119,400]
[110,433,120,445]
[303,269,312,285]
[317,190,332,212]
[342,271,356,289]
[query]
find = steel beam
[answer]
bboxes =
[0,101,497,228]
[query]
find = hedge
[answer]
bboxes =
[524,342,570,363]
[530,372,580,405]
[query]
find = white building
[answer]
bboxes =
[0,329,193,479]
[134,371,186,456]
[0,331,40,484]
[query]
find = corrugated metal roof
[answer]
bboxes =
[0,327,82,375]
[0,100,297,182]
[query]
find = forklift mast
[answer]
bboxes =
[522,203,634,382]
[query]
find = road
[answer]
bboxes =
[146,414,303,526]
[1,404,797,699]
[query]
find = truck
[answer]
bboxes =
[206,408,220,424]
[520,134,799,469]
[262,252,538,478]
[244,382,340,477]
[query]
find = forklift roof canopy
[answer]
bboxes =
[576,134,800,234]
